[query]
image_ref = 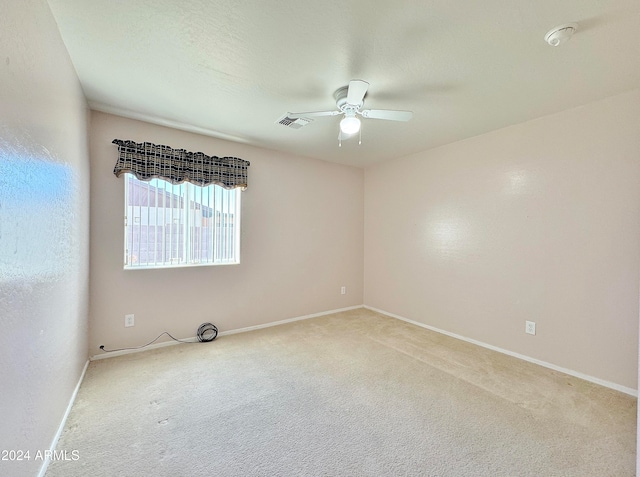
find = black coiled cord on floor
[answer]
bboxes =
[197,322,218,342]
[99,322,218,353]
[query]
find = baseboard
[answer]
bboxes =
[90,305,364,361]
[37,359,90,477]
[217,305,363,336]
[90,335,199,360]
[365,305,638,397]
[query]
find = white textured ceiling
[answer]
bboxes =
[47,0,640,166]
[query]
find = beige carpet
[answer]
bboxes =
[46,308,636,476]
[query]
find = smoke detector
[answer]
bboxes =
[545,23,578,47]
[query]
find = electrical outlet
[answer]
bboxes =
[525,321,536,335]
[341,286,346,295]
[125,314,135,327]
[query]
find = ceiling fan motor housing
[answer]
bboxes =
[334,86,363,111]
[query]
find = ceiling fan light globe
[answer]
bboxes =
[340,116,361,135]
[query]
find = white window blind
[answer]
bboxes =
[124,174,241,269]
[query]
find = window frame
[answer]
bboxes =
[123,174,242,270]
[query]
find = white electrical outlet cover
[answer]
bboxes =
[125,314,135,327]
[525,321,536,335]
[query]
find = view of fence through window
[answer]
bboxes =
[124,174,240,268]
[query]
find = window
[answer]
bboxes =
[124,174,241,269]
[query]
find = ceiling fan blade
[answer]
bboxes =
[346,80,369,105]
[287,110,340,119]
[360,109,413,121]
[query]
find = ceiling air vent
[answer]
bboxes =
[277,114,312,130]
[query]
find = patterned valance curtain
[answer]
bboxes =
[112,139,250,190]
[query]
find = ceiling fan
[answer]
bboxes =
[285,80,413,143]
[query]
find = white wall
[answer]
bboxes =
[0,1,89,475]
[364,89,640,390]
[89,112,364,353]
